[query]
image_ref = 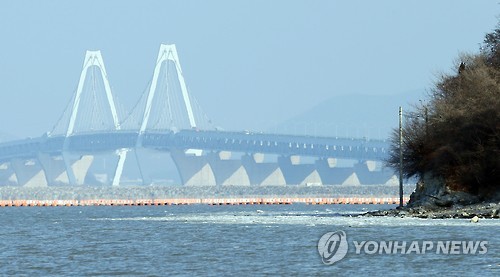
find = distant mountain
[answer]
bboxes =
[272,90,425,140]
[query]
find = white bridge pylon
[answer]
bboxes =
[64,50,127,187]
[61,45,202,186]
[66,50,121,136]
[139,44,197,134]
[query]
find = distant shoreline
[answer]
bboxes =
[0,196,409,207]
[0,184,414,201]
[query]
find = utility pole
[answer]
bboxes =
[399,106,404,208]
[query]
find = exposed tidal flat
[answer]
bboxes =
[0,184,414,201]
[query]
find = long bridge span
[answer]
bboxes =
[0,44,393,187]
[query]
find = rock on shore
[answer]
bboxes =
[365,173,500,219]
[365,201,500,219]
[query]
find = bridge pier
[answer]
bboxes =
[170,149,216,186]
[11,158,48,187]
[314,159,397,185]
[278,156,322,186]
[315,158,360,185]
[341,172,361,186]
[353,161,398,185]
[38,153,70,185]
[0,162,18,186]
[62,152,78,186]
[62,153,94,185]
[241,154,286,186]
[111,148,129,187]
[71,155,94,185]
[207,152,250,186]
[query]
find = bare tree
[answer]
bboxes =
[387,22,500,199]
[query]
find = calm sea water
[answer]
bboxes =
[0,204,498,276]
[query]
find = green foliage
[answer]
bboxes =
[387,22,500,198]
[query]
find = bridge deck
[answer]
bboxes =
[0,130,388,162]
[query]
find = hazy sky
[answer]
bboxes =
[0,0,498,140]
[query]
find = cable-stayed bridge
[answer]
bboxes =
[0,45,394,187]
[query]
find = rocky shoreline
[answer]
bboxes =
[365,174,500,220]
[364,201,500,219]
